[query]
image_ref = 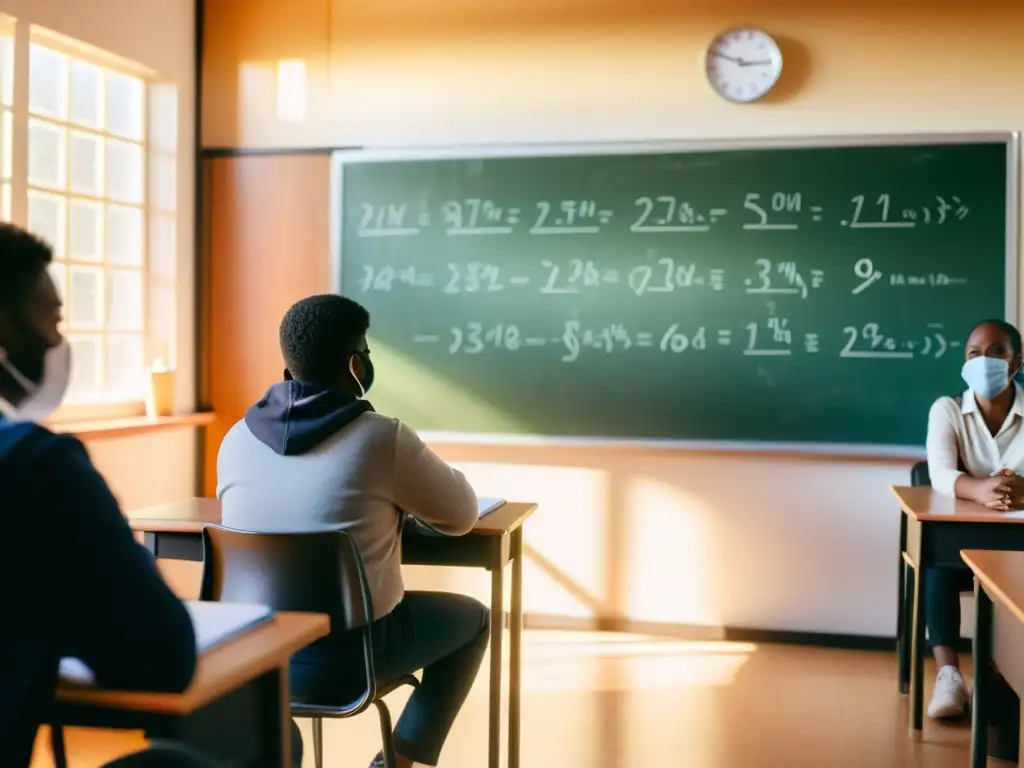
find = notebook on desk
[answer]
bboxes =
[407,497,507,537]
[186,600,273,652]
[59,601,273,686]
[477,497,506,518]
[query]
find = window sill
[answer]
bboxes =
[50,412,216,441]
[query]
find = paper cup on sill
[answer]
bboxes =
[146,368,175,418]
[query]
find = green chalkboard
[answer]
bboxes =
[332,137,1016,451]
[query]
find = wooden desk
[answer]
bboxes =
[128,498,539,768]
[55,610,329,767]
[962,549,1024,767]
[891,486,1024,732]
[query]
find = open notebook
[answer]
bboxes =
[59,601,273,686]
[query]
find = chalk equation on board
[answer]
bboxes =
[354,193,972,238]
[409,320,959,363]
[355,258,968,299]
[850,257,968,294]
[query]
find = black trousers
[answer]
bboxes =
[924,565,974,648]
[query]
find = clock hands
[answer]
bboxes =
[710,50,772,67]
[710,50,742,64]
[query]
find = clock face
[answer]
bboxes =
[705,28,783,103]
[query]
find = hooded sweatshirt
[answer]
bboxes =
[216,380,479,621]
[0,418,196,767]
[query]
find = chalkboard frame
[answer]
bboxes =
[329,133,1020,458]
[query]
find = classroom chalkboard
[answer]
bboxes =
[331,136,1017,453]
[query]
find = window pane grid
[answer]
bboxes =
[26,112,144,147]
[27,37,154,405]
[27,182,142,210]
[0,34,13,107]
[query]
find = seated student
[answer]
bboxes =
[217,294,490,768]
[925,317,1024,719]
[0,225,201,766]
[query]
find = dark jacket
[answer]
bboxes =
[0,418,197,767]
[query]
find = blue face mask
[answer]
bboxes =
[962,356,1013,400]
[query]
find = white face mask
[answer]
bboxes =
[0,341,71,422]
[962,355,1014,401]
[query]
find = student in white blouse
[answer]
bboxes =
[925,318,1024,720]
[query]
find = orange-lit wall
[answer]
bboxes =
[201,0,1024,636]
[204,1,1024,149]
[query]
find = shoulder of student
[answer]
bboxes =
[928,394,962,423]
[7,424,90,469]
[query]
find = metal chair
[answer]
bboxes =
[200,525,419,768]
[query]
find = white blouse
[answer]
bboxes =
[926,383,1024,496]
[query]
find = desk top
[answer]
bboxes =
[128,498,538,538]
[962,550,1024,624]
[890,485,1024,525]
[56,611,329,715]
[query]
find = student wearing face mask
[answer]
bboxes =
[217,294,488,768]
[924,317,1024,720]
[0,225,204,765]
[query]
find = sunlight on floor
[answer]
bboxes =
[35,631,984,768]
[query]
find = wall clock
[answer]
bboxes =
[705,27,783,103]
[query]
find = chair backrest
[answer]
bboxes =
[910,461,931,487]
[200,526,374,632]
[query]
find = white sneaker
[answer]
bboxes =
[927,665,969,719]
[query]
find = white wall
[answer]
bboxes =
[1,0,198,506]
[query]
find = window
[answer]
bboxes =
[0,24,13,220]
[8,27,179,415]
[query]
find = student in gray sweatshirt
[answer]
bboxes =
[216,294,490,768]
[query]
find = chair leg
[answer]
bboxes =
[373,698,399,768]
[312,716,324,768]
[51,725,68,768]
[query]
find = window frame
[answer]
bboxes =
[11,24,173,423]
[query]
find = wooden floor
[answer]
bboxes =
[31,632,1015,767]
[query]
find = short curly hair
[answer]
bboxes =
[279,294,370,384]
[0,224,53,314]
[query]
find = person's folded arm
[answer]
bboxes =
[393,421,479,535]
[22,433,197,692]
[926,399,966,498]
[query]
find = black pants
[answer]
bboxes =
[291,591,490,765]
[924,565,974,648]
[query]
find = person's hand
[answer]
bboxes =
[997,469,1024,509]
[972,472,1014,510]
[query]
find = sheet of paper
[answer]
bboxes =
[60,601,273,687]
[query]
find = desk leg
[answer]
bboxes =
[275,663,293,768]
[898,561,914,696]
[488,544,506,768]
[896,513,908,695]
[909,556,927,732]
[971,581,993,768]
[154,664,291,766]
[509,527,523,768]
